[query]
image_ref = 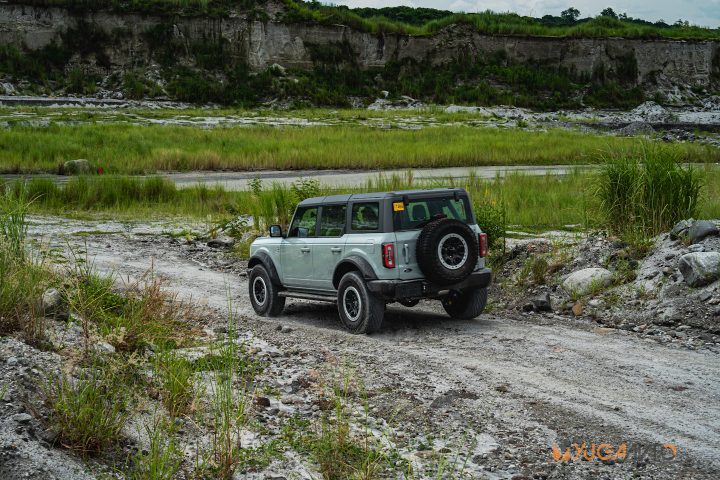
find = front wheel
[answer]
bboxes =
[337,271,385,334]
[442,287,487,320]
[248,265,285,317]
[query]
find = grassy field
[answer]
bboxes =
[1,123,717,174]
[6,166,719,231]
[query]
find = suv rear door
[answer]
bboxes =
[313,204,347,291]
[392,194,475,281]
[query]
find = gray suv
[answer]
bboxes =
[248,188,491,333]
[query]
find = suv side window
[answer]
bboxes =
[319,205,346,237]
[288,207,318,238]
[351,202,380,231]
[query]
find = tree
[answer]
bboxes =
[600,7,618,19]
[560,7,580,23]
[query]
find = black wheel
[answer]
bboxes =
[337,271,385,334]
[416,218,478,286]
[248,265,285,317]
[442,287,487,320]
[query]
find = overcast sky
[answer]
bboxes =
[330,0,720,28]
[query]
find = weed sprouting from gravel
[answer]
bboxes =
[154,349,197,417]
[129,415,183,480]
[43,359,132,455]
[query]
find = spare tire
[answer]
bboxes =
[416,218,478,285]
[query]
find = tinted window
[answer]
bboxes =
[394,196,471,230]
[351,202,380,231]
[288,207,318,238]
[319,205,346,237]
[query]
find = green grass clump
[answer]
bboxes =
[154,350,197,417]
[129,417,184,480]
[596,146,702,237]
[1,123,717,174]
[0,189,50,340]
[44,361,132,455]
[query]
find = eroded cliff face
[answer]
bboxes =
[1,2,718,89]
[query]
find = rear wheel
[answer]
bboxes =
[442,287,487,320]
[249,265,285,317]
[337,271,385,334]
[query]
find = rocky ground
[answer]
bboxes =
[1,216,719,479]
[1,96,719,150]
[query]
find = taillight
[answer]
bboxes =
[382,243,395,268]
[478,233,488,257]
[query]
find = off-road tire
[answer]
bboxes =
[337,271,385,334]
[249,265,285,317]
[442,287,487,320]
[416,218,478,285]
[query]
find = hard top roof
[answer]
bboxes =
[297,187,468,206]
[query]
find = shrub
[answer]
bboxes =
[596,146,702,237]
[473,200,506,251]
[44,361,131,455]
[0,188,49,341]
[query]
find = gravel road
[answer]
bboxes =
[28,217,720,478]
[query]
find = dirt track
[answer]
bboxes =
[29,217,720,479]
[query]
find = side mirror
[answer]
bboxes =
[269,225,283,238]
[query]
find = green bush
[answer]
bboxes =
[596,146,703,237]
[473,200,506,250]
[44,361,132,455]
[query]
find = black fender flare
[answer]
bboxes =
[332,255,378,289]
[248,252,282,286]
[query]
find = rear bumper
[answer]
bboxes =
[367,268,492,300]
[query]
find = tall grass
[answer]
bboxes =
[44,360,132,455]
[0,187,50,340]
[1,123,716,174]
[596,146,702,237]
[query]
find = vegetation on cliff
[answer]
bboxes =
[9,0,720,39]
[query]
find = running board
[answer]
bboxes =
[279,291,337,303]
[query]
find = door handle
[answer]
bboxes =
[403,243,409,263]
[300,248,311,253]
[331,247,342,253]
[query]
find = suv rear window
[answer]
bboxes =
[393,196,471,230]
[351,202,380,231]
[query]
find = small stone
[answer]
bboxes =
[530,293,552,312]
[678,252,720,287]
[207,237,235,249]
[95,341,116,354]
[280,325,292,333]
[698,291,713,302]
[62,159,92,175]
[687,244,704,253]
[687,220,719,244]
[670,219,692,240]
[6,356,18,366]
[254,396,271,408]
[563,268,613,295]
[571,302,583,316]
[12,413,32,424]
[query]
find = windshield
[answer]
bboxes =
[393,196,472,230]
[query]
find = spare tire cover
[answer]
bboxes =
[416,218,478,285]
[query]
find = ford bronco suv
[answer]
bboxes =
[247,188,491,333]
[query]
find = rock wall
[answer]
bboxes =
[0,3,718,86]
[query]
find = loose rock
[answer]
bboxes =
[678,252,720,287]
[562,268,613,295]
[687,220,719,244]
